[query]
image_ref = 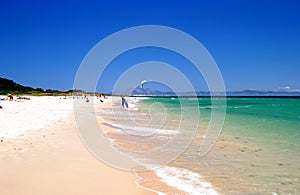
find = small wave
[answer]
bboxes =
[103,121,179,136]
[154,166,218,195]
[232,105,253,109]
[199,105,227,109]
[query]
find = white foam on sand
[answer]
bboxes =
[103,120,179,137]
[0,96,73,139]
[154,165,218,195]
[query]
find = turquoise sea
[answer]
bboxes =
[101,97,300,194]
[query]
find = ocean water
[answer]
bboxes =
[99,97,300,194]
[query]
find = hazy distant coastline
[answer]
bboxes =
[1,77,299,97]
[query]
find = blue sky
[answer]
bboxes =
[1,0,300,93]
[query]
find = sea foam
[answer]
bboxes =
[154,165,218,195]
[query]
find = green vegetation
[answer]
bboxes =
[0,77,110,96]
[0,77,68,96]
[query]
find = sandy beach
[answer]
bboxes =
[1,95,299,194]
[0,96,154,195]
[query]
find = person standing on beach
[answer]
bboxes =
[121,97,125,107]
[99,94,104,103]
[121,96,129,108]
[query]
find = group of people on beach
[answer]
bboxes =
[0,94,13,101]
[0,94,16,109]
[0,95,11,109]
[83,95,129,109]
[0,94,128,110]
[84,94,106,103]
[1,94,31,102]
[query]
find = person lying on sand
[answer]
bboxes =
[17,96,31,100]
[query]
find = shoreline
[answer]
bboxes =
[0,96,154,194]
[98,97,219,194]
[95,97,187,194]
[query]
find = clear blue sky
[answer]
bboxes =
[1,0,299,92]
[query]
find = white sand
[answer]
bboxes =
[0,96,72,138]
[0,96,154,195]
